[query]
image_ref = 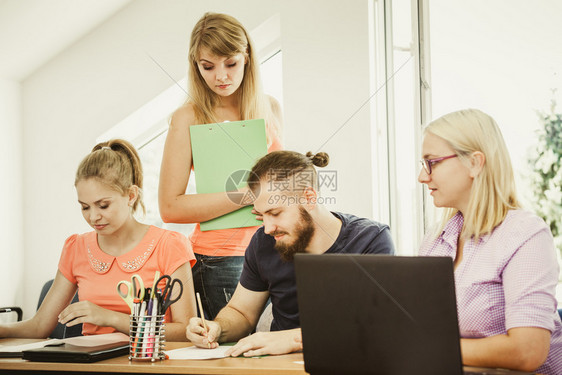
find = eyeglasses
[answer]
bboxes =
[420,154,458,175]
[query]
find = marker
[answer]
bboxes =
[133,300,146,356]
[132,298,141,337]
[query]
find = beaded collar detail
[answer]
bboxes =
[121,239,156,271]
[85,226,162,274]
[87,247,113,273]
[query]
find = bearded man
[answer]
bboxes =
[186,150,395,356]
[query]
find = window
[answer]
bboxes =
[370,0,427,254]
[137,128,195,236]
[427,0,562,298]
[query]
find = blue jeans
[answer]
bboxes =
[192,254,245,320]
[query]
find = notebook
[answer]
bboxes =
[190,119,268,231]
[22,341,129,363]
[294,254,534,375]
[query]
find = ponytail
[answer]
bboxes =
[75,139,145,214]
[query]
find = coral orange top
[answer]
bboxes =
[189,127,282,257]
[58,226,196,335]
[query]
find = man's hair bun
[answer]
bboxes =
[305,151,329,168]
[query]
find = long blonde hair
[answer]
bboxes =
[187,12,277,135]
[75,139,145,215]
[426,109,520,240]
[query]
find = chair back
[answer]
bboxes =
[0,307,23,322]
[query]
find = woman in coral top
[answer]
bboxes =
[159,12,282,320]
[0,139,196,341]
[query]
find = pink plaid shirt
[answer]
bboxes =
[420,210,562,375]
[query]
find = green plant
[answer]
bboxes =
[529,98,562,254]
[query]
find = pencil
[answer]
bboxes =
[195,292,210,348]
[150,271,160,299]
[196,292,207,331]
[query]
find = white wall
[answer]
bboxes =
[19,0,374,317]
[280,1,373,218]
[0,79,23,319]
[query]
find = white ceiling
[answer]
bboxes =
[0,0,132,81]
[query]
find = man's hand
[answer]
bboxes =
[186,317,222,348]
[225,329,303,357]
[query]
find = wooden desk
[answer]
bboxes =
[0,340,308,375]
[1,339,538,374]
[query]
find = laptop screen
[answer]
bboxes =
[295,254,463,375]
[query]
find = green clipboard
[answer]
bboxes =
[190,119,267,231]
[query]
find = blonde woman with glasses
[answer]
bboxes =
[418,109,562,374]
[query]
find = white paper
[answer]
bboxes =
[0,339,63,353]
[62,332,129,347]
[0,332,129,353]
[165,345,233,360]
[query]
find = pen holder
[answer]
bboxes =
[128,314,166,361]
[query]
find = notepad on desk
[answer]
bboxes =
[190,119,268,231]
[165,344,232,360]
[21,333,129,363]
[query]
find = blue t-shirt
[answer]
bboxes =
[240,211,395,331]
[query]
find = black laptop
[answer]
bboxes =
[294,254,533,375]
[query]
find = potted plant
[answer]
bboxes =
[528,98,562,255]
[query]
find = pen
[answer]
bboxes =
[149,296,158,357]
[151,296,160,360]
[142,299,154,357]
[133,298,140,318]
[133,300,146,356]
[196,292,210,348]
[132,298,140,337]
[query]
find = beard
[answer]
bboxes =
[273,207,315,262]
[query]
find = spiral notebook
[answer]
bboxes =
[190,119,268,231]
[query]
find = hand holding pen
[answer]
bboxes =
[186,317,221,349]
[186,294,221,349]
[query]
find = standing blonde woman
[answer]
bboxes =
[159,12,282,320]
[418,109,562,374]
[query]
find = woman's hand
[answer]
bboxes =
[251,207,263,221]
[58,301,119,328]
